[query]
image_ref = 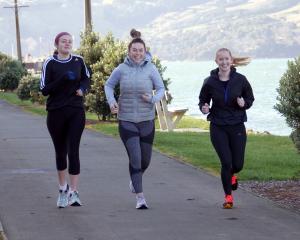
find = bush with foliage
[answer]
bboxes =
[0,52,27,91]
[77,29,171,121]
[275,57,300,153]
[17,74,46,104]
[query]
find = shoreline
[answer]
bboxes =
[187,114,291,137]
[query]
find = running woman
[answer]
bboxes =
[40,32,90,208]
[198,48,254,209]
[104,29,165,209]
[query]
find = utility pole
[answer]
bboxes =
[4,0,29,62]
[84,0,92,31]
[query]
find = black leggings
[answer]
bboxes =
[119,120,155,194]
[47,106,85,175]
[210,123,247,195]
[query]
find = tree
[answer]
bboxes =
[275,57,300,153]
[0,52,27,91]
[77,30,171,121]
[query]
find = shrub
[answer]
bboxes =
[275,57,300,153]
[0,52,27,90]
[17,74,46,104]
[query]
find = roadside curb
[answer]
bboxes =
[0,221,8,240]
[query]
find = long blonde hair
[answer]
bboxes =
[216,48,251,67]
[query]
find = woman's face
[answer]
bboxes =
[56,34,73,55]
[215,50,233,72]
[129,42,146,64]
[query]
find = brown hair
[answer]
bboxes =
[53,32,72,55]
[216,48,251,67]
[54,32,72,45]
[128,29,146,51]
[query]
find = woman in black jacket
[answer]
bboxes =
[40,32,90,208]
[199,48,254,209]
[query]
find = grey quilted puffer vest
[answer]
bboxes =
[117,57,155,123]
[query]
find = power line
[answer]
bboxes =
[3,0,29,62]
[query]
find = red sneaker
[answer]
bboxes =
[223,194,233,209]
[231,175,238,191]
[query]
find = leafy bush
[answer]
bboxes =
[17,74,46,104]
[0,52,27,90]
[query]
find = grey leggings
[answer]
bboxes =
[119,120,155,193]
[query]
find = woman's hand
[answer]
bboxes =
[237,97,245,108]
[110,102,119,114]
[141,93,152,103]
[201,103,210,114]
[76,89,83,96]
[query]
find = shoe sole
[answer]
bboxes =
[57,201,68,208]
[70,202,82,207]
[223,203,233,209]
[136,205,148,210]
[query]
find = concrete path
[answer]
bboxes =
[0,99,299,240]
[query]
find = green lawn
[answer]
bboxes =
[89,122,300,180]
[1,91,299,181]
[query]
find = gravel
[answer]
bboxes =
[240,180,300,214]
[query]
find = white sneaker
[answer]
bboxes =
[129,181,136,193]
[68,191,82,206]
[57,185,69,208]
[136,196,148,209]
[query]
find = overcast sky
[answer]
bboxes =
[0,0,160,58]
[0,0,206,58]
[0,0,299,60]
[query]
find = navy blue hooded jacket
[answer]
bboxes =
[198,67,254,125]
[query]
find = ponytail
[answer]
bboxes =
[216,48,251,67]
[232,57,251,67]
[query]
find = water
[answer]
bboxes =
[163,59,293,136]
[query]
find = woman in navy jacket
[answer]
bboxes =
[199,48,254,209]
[40,32,90,208]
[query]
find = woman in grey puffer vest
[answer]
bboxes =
[104,29,165,209]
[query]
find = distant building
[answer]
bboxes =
[23,53,44,74]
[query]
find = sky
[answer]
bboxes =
[0,0,299,60]
[0,0,202,56]
[0,0,136,58]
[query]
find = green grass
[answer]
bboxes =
[1,91,299,181]
[87,122,120,137]
[0,92,46,116]
[171,115,209,130]
[87,121,300,181]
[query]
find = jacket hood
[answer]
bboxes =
[124,51,152,67]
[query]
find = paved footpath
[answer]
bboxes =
[0,99,299,240]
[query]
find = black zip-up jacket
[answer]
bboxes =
[198,67,254,126]
[40,54,90,111]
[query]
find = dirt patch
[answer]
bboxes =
[240,180,300,214]
[85,119,100,125]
